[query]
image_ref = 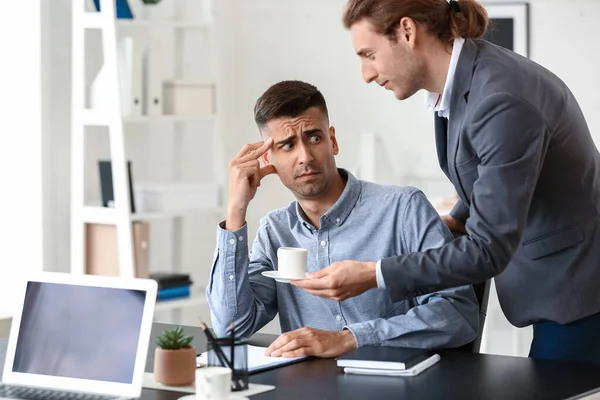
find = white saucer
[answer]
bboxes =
[261,270,304,283]
[178,395,248,400]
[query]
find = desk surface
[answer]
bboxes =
[3,323,600,400]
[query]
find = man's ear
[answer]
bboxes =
[398,16,417,48]
[262,151,271,165]
[330,126,339,156]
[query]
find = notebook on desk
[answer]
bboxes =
[336,346,431,371]
[0,272,157,399]
[197,345,309,374]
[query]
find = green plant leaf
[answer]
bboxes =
[156,326,194,350]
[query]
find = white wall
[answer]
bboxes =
[0,1,45,319]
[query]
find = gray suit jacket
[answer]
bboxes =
[381,39,600,327]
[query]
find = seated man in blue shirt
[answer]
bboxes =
[207,80,478,358]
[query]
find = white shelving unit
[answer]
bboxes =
[71,0,224,321]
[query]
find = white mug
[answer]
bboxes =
[195,367,231,400]
[277,247,308,279]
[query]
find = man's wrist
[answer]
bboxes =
[364,261,378,290]
[225,204,247,231]
[340,329,358,351]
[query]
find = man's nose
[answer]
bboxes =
[362,62,377,83]
[297,142,314,164]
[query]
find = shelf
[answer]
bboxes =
[116,20,211,29]
[154,288,208,312]
[81,206,224,224]
[131,208,224,221]
[81,206,119,224]
[124,115,216,123]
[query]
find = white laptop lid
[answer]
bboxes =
[1,272,157,398]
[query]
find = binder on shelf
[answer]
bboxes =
[145,33,164,116]
[98,160,136,213]
[117,36,144,117]
[86,222,150,278]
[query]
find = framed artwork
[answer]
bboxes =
[482,3,530,58]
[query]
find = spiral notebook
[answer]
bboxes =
[196,345,308,374]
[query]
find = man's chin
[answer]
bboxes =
[394,87,419,101]
[293,183,326,198]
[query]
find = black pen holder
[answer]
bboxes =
[207,337,249,391]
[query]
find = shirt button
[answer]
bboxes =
[320,240,327,247]
[335,315,342,322]
[336,218,340,223]
[238,235,244,241]
[229,238,235,245]
[228,274,234,281]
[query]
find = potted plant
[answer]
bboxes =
[154,326,196,386]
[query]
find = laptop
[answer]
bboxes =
[0,272,157,399]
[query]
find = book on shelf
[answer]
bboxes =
[150,272,193,289]
[336,346,431,371]
[151,272,193,301]
[98,159,136,213]
[158,285,191,301]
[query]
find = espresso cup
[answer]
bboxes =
[277,247,308,279]
[195,367,231,400]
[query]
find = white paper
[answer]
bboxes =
[197,345,307,373]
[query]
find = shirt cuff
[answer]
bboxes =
[375,260,386,289]
[344,323,379,347]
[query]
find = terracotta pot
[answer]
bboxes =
[154,346,196,386]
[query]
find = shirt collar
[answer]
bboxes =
[288,168,361,230]
[425,37,465,119]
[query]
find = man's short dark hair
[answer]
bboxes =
[253,80,329,130]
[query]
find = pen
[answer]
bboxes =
[343,354,441,377]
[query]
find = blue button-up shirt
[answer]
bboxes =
[207,169,478,349]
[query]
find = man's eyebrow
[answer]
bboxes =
[302,129,323,136]
[275,129,323,146]
[275,135,295,146]
[357,48,373,57]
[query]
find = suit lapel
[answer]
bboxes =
[447,39,478,202]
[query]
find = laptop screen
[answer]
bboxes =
[11,281,146,384]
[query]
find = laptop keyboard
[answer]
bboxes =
[0,384,119,400]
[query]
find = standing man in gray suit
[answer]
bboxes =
[292,0,600,364]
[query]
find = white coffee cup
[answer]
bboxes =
[277,247,308,279]
[195,367,231,400]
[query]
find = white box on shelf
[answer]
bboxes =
[163,80,215,116]
[134,182,221,212]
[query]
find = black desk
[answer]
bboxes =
[144,323,600,400]
[3,323,600,399]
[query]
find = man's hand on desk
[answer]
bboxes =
[265,327,357,358]
[291,261,378,301]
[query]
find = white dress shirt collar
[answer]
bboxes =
[425,37,465,119]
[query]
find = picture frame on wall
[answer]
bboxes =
[482,3,530,58]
